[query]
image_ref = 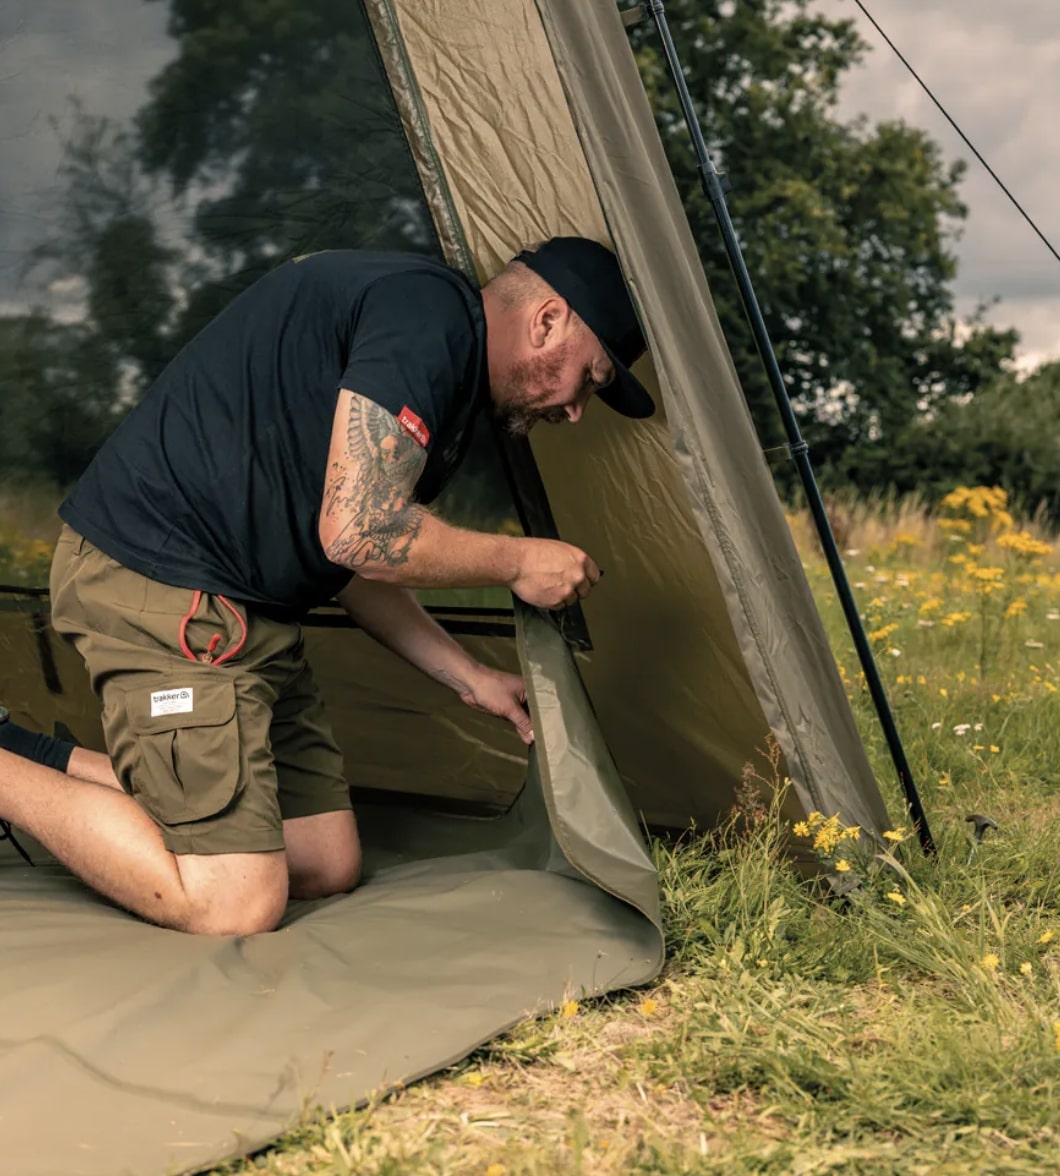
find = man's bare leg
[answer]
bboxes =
[22,746,362,904]
[67,746,121,789]
[284,810,362,898]
[0,747,287,934]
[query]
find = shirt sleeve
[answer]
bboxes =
[339,270,476,459]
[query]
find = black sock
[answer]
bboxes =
[0,718,75,774]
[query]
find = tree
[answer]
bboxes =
[628,0,1017,487]
[873,362,1060,522]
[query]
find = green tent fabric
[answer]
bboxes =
[0,1,893,1172]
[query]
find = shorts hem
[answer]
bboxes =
[160,828,287,856]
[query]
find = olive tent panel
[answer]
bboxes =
[380,0,890,836]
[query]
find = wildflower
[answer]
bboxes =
[997,531,1052,558]
[974,722,983,731]
[561,1000,579,1019]
[1039,931,1054,945]
[466,1072,485,1088]
[869,622,899,642]
[917,619,936,628]
[990,745,1000,754]
[888,648,902,658]
[639,998,658,1016]
[1054,1022,1060,1052]
[1004,598,1028,619]
[918,675,927,686]
[1020,962,1033,976]
[813,814,844,855]
[792,821,810,838]
[972,745,985,752]
[1047,611,1059,622]
[756,958,768,967]
[885,891,906,906]
[486,1165,507,1176]
[939,772,952,787]
[960,904,971,913]
[1026,640,1045,649]
[991,694,1002,703]
[882,828,907,842]
[981,953,1000,972]
[939,687,949,697]
[931,722,942,730]
[954,724,971,736]
[834,859,852,872]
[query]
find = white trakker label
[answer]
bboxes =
[150,688,194,717]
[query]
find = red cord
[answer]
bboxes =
[212,595,248,665]
[178,591,204,661]
[177,591,248,665]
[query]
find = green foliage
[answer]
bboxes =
[860,362,1060,521]
[629,0,1018,483]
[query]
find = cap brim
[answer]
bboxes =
[596,346,655,419]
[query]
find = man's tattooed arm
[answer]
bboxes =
[320,391,429,572]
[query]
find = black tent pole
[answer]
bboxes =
[641,0,936,856]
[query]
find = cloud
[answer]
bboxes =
[815,0,1060,363]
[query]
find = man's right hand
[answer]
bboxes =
[509,538,601,609]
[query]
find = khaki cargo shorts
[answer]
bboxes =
[49,526,351,855]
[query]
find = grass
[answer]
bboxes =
[4,483,1058,1173]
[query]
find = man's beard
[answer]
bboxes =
[493,343,573,438]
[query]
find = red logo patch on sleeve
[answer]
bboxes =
[397,405,430,448]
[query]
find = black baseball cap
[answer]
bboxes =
[513,237,655,419]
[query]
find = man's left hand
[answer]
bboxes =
[455,666,534,745]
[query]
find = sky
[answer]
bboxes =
[814,0,1060,371]
[1,0,1057,370]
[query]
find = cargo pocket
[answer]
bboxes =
[124,675,242,825]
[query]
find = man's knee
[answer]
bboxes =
[293,846,362,900]
[177,850,289,935]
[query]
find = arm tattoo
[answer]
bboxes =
[323,395,428,570]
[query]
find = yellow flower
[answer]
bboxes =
[885,891,906,906]
[869,622,899,642]
[561,1000,579,1019]
[1054,1022,1060,1053]
[939,687,949,697]
[1020,962,1033,976]
[486,1165,507,1176]
[990,745,1000,754]
[792,821,811,838]
[997,530,1052,558]
[960,904,971,913]
[981,952,1000,972]
[882,828,907,842]
[639,998,658,1016]
[834,859,852,872]
[1004,598,1028,619]
[1039,931,1054,945]
[466,1072,485,1088]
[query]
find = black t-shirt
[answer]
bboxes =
[60,251,490,614]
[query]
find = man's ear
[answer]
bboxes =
[528,296,570,349]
